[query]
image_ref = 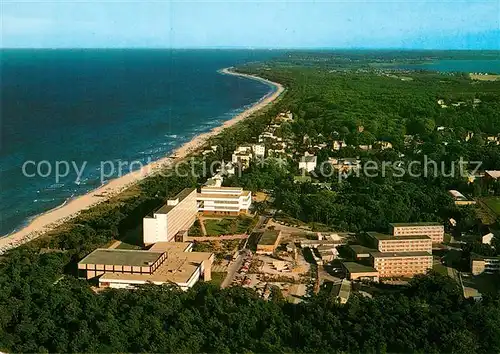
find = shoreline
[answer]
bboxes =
[0,67,284,254]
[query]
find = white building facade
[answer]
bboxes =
[197,186,252,215]
[143,188,198,245]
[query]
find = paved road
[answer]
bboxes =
[221,254,244,288]
[221,216,267,288]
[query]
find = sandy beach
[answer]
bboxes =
[0,68,284,254]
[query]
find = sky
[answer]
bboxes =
[1,0,499,49]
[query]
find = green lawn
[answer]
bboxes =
[204,216,253,236]
[432,263,449,276]
[116,242,141,250]
[483,197,500,216]
[209,272,228,287]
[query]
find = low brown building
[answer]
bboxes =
[342,262,379,282]
[78,243,214,290]
[256,230,282,255]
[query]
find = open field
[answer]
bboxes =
[483,197,500,216]
[209,272,228,287]
[204,216,253,236]
[470,74,500,81]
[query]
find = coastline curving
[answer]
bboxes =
[0,68,285,254]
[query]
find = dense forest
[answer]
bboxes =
[230,58,500,236]
[1,52,500,353]
[2,244,500,353]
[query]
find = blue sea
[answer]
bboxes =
[0,49,281,236]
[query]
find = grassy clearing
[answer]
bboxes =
[209,272,228,287]
[470,74,500,81]
[204,216,253,236]
[433,263,449,276]
[483,197,500,216]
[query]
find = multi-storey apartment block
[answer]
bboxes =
[389,222,444,243]
[371,251,433,278]
[367,232,432,253]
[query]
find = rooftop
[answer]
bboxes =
[367,232,431,241]
[258,230,281,245]
[349,244,377,254]
[342,262,379,274]
[197,193,242,199]
[155,188,196,214]
[370,251,432,258]
[300,155,317,163]
[486,171,500,179]
[389,222,443,227]
[79,249,164,267]
[471,253,500,261]
[200,186,243,191]
[148,242,192,253]
[100,252,214,285]
[448,190,468,201]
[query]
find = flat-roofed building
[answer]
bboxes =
[99,251,214,290]
[148,242,193,253]
[143,188,198,245]
[348,244,377,260]
[78,244,214,290]
[78,249,167,280]
[197,186,251,215]
[371,251,432,278]
[448,190,476,206]
[256,230,282,255]
[342,262,379,282]
[471,254,500,275]
[389,222,444,243]
[366,232,432,253]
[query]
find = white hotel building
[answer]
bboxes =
[197,186,252,216]
[143,186,252,245]
[143,188,198,245]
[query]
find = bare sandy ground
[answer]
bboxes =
[0,68,284,254]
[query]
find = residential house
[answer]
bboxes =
[299,154,317,172]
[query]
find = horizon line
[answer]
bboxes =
[2,47,500,51]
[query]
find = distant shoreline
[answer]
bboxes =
[0,67,285,254]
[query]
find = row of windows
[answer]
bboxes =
[375,259,432,264]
